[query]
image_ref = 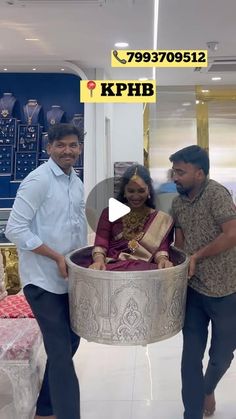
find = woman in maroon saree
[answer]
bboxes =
[89,164,174,271]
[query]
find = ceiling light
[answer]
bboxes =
[196,100,200,104]
[139,77,148,81]
[182,102,191,106]
[114,42,129,48]
[61,68,65,71]
[3,68,8,71]
[25,38,40,41]
[32,68,36,71]
[211,77,222,81]
[201,89,209,93]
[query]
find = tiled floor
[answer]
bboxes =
[0,331,236,418]
[75,332,236,419]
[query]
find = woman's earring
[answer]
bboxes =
[148,194,151,199]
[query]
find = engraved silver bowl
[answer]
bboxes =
[66,246,189,346]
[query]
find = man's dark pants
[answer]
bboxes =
[182,287,236,419]
[24,284,80,419]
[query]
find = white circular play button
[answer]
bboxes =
[85,177,130,234]
[108,197,130,222]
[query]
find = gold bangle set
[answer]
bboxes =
[93,252,105,261]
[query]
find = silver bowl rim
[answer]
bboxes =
[66,245,189,277]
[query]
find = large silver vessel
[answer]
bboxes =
[66,246,189,346]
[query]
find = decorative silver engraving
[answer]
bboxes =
[66,246,189,345]
[116,297,147,342]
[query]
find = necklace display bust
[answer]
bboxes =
[0,93,17,118]
[71,113,83,129]
[23,99,42,125]
[47,105,66,126]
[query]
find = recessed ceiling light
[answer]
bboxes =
[3,68,8,71]
[182,102,191,106]
[196,100,200,104]
[139,77,148,81]
[211,76,222,81]
[201,89,209,93]
[61,68,65,71]
[25,38,40,41]
[114,42,129,48]
[32,68,36,71]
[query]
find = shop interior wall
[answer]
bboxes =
[149,87,236,203]
[0,73,83,129]
[149,89,197,189]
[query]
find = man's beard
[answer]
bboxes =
[176,184,188,195]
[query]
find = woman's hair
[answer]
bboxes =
[116,164,155,209]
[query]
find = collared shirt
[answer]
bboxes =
[172,179,236,297]
[5,158,87,294]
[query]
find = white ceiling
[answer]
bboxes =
[0,0,236,85]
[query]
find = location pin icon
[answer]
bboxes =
[87,80,96,98]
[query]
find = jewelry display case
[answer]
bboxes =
[0,146,13,175]
[14,152,38,181]
[17,124,40,152]
[39,132,49,159]
[0,118,17,146]
[0,73,84,208]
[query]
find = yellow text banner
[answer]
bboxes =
[80,80,156,103]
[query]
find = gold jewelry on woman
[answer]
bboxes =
[92,246,106,262]
[131,166,138,181]
[127,232,145,253]
[93,252,105,261]
[154,251,169,263]
[122,207,150,254]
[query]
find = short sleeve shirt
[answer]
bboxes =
[172,179,236,297]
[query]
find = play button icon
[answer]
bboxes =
[85,176,131,234]
[108,198,130,222]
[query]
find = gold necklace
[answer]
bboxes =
[25,103,39,124]
[122,207,151,254]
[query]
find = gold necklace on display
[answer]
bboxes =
[122,207,151,254]
[26,104,39,124]
[0,96,13,118]
[0,101,9,117]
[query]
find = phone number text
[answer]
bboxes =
[111,50,208,67]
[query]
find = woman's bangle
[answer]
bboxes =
[93,252,105,261]
[155,252,169,263]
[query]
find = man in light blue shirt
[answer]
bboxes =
[6,124,87,419]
